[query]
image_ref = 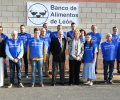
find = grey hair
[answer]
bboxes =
[11,30,18,35]
[106,33,112,38]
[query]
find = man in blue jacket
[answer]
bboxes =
[18,25,31,78]
[6,30,24,88]
[101,33,117,84]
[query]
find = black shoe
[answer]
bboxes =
[69,83,73,86]
[60,82,64,86]
[52,83,55,86]
[104,80,108,84]
[95,71,98,74]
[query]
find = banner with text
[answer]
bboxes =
[27,2,79,26]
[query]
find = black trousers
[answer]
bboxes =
[95,52,99,73]
[52,61,65,84]
[69,60,81,85]
[117,60,120,73]
[23,52,28,76]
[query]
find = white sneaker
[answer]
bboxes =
[8,84,13,88]
[84,81,90,85]
[25,76,28,79]
[89,81,93,86]
[32,83,35,87]
[19,83,24,88]
[39,83,44,87]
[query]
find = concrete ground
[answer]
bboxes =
[1,69,120,100]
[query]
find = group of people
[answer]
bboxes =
[0,22,120,88]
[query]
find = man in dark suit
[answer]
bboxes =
[50,30,66,86]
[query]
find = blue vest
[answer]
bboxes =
[88,32,102,49]
[50,31,66,39]
[101,41,117,61]
[67,31,74,39]
[6,39,23,58]
[28,37,44,59]
[18,32,31,53]
[40,36,51,56]
[112,34,120,44]
[83,43,97,63]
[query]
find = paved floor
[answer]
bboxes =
[0,85,120,100]
[1,69,120,100]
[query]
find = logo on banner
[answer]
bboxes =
[28,3,49,25]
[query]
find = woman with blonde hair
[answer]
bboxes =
[68,28,84,85]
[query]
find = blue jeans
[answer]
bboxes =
[31,60,43,84]
[103,60,115,81]
[9,59,22,84]
[52,61,65,84]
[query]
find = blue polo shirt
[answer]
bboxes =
[18,32,31,53]
[112,33,120,43]
[67,31,74,39]
[50,31,67,39]
[83,43,97,63]
[101,41,117,61]
[28,37,45,59]
[45,30,52,38]
[88,32,102,49]
[80,37,86,43]
[40,36,51,56]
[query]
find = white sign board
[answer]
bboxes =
[27,2,79,26]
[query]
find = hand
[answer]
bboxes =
[0,38,2,43]
[76,57,80,61]
[14,58,18,63]
[28,60,30,64]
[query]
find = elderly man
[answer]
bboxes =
[6,31,24,88]
[50,30,66,86]
[101,33,118,84]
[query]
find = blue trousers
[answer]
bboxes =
[103,60,115,81]
[31,60,43,84]
[9,59,22,84]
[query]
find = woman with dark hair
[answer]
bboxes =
[82,34,97,86]
[80,29,86,43]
